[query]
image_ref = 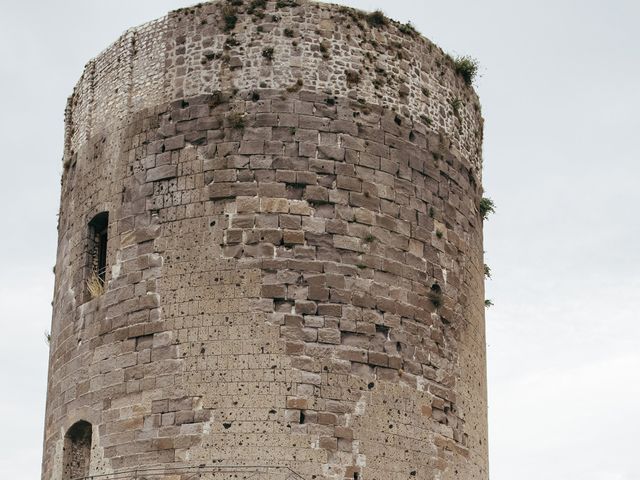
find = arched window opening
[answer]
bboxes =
[62,420,92,480]
[87,212,108,298]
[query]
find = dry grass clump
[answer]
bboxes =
[86,271,105,298]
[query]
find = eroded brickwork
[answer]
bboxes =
[43,2,487,480]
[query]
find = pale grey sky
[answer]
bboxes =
[0,1,638,479]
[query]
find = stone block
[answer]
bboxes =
[146,165,177,182]
[164,135,185,151]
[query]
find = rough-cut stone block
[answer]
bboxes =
[262,284,286,299]
[317,145,345,161]
[146,165,177,182]
[164,135,185,151]
[283,230,305,245]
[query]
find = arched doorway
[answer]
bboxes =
[62,421,92,479]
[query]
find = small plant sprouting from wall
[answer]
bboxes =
[484,264,492,278]
[450,98,462,119]
[284,28,295,38]
[276,0,299,8]
[436,229,444,239]
[44,330,51,346]
[262,47,275,61]
[223,6,238,32]
[485,299,494,308]
[453,55,480,86]
[364,234,376,243]
[366,10,387,27]
[398,22,418,36]
[86,271,105,299]
[479,197,495,220]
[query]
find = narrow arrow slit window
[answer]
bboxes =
[87,212,108,297]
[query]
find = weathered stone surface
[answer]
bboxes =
[44,2,487,480]
[146,165,177,182]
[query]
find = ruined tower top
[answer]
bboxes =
[44,1,488,479]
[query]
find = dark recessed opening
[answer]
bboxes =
[88,212,109,284]
[63,420,92,480]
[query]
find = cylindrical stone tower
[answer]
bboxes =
[42,1,488,479]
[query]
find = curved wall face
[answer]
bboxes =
[43,1,487,479]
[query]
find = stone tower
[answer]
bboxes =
[42,1,488,479]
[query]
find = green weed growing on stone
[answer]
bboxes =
[479,197,495,220]
[450,98,462,118]
[453,55,479,86]
[366,10,387,27]
[223,7,238,31]
[276,0,299,8]
[398,22,418,36]
[484,264,492,278]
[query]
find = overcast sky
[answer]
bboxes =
[1,1,638,479]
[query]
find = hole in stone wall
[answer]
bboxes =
[62,421,92,480]
[429,283,443,308]
[375,324,390,336]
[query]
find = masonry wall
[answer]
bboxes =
[43,2,488,479]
